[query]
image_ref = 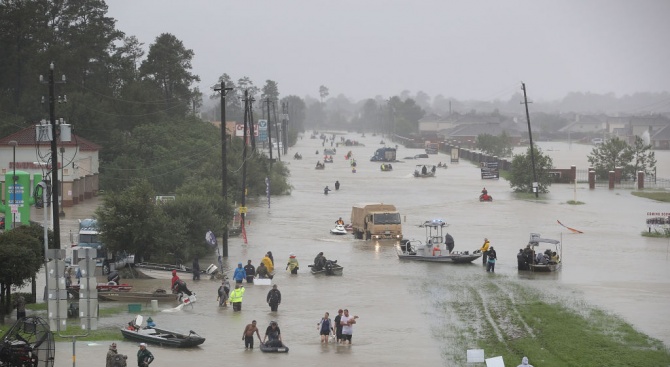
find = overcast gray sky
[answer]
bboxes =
[106,0,670,102]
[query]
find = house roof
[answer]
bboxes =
[0,126,101,151]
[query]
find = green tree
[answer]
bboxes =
[319,85,329,103]
[261,80,280,101]
[509,146,554,193]
[0,230,43,313]
[477,132,513,157]
[587,137,634,179]
[629,135,657,178]
[139,33,200,114]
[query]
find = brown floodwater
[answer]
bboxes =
[20,136,670,366]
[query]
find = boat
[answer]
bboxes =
[134,262,218,280]
[380,163,393,171]
[330,224,347,235]
[309,261,343,276]
[396,219,482,263]
[260,342,289,353]
[323,156,334,163]
[344,224,353,232]
[519,233,562,272]
[99,289,179,302]
[66,283,133,299]
[479,194,493,202]
[121,315,205,348]
[413,165,436,178]
[315,163,325,170]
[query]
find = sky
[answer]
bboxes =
[105,0,670,103]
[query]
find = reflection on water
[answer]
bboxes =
[27,136,670,366]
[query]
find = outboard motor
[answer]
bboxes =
[107,271,120,285]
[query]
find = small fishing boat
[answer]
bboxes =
[396,219,481,263]
[519,233,562,272]
[121,315,205,348]
[66,283,133,299]
[330,224,347,235]
[413,165,436,178]
[309,261,343,276]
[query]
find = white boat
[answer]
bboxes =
[413,165,436,178]
[330,224,347,235]
[396,219,481,263]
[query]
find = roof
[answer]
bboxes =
[0,126,101,151]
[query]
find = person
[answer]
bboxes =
[229,284,245,311]
[315,149,319,155]
[335,180,340,190]
[317,312,334,343]
[65,267,73,288]
[335,217,345,225]
[480,238,490,265]
[262,253,275,279]
[334,309,344,343]
[242,320,262,349]
[517,356,534,367]
[536,251,548,265]
[106,343,118,367]
[136,343,153,367]
[266,284,282,311]
[192,257,200,280]
[146,317,156,328]
[233,262,246,284]
[170,269,179,290]
[257,262,269,279]
[244,260,256,283]
[171,274,193,297]
[316,161,323,168]
[75,266,82,284]
[339,309,359,345]
[13,294,26,319]
[486,246,497,272]
[324,186,331,195]
[517,249,528,270]
[421,165,428,175]
[107,270,120,285]
[313,252,326,271]
[482,187,488,196]
[286,253,299,274]
[431,165,436,173]
[551,251,560,263]
[217,277,231,307]
[263,321,282,348]
[444,233,455,253]
[267,251,275,265]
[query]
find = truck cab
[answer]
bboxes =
[351,203,402,240]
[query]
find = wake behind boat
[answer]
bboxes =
[396,219,481,263]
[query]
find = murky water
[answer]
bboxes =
[22,136,670,366]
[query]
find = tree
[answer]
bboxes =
[139,33,200,114]
[261,80,280,101]
[508,146,554,193]
[629,135,657,178]
[587,137,634,179]
[0,230,43,313]
[319,85,329,103]
[477,132,513,157]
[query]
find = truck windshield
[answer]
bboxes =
[373,213,401,224]
[79,234,100,244]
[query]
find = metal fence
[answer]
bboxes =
[575,169,670,189]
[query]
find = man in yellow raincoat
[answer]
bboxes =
[480,238,490,265]
[229,285,245,311]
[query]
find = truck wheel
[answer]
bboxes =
[365,232,371,240]
[355,231,362,239]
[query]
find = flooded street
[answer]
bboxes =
[40,135,669,366]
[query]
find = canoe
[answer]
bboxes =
[260,342,289,353]
[120,327,205,348]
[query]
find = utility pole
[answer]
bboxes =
[241,90,250,241]
[214,82,232,257]
[248,94,256,151]
[521,82,539,198]
[265,97,274,163]
[282,102,289,155]
[272,101,281,161]
[42,63,66,249]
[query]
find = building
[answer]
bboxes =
[0,126,100,207]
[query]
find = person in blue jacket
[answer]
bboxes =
[233,262,247,284]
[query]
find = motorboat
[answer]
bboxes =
[121,315,205,348]
[380,163,393,171]
[396,219,482,263]
[309,260,343,276]
[323,156,334,163]
[330,224,347,235]
[315,163,325,170]
[134,262,218,280]
[413,165,436,178]
[479,194,493,202]
[518,233,562,272]
[0,317,55,366]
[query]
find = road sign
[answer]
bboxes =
[258,119,268,130]
[239,206,248,214]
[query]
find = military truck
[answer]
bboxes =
[350,203,402,240]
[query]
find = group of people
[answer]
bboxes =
[317,309,359,344]
[517,246,560,270]
[105,342,152,367]
[479,238,498,272]
[324,180,341,194]
[242,320,285,349]
[312,252,337,274]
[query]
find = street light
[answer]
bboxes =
[9,140,18,229]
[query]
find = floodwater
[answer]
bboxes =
[22,135,670,366]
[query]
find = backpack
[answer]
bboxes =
[112,354,127,367]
